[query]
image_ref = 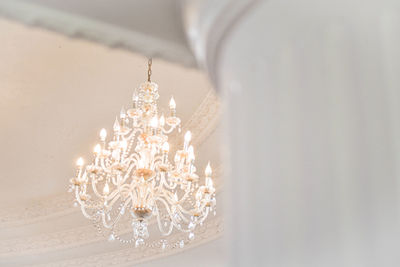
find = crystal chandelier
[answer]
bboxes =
[69,59,216,248]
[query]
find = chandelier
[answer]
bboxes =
[69,59,216,249]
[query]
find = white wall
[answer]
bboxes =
[212,0,400,266]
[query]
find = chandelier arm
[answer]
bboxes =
[111,173,119,186]
[91,179,106,199]
[100,212,114,229]
[177,204,196,217]
[80,203,96,219]
[125,151,141,164]
[155,198,175,235]
[75,188,98,219]
[159,172,178,190]
[153,155,163,164]
[125,127,142,140]
[130,186,139,207]
[161,125,176,134]
[105,192,123,210]
[197,207,210,225]
[100,157,109,171]
[176,207,191,224]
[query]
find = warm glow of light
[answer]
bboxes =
[120,107,126,119]
[70,61,216,245]
[76,157,84,167]
[188,145,195,161]
[100,128,107,140]
[132,90,139,102]
[169,96,176,109]
[94,144,101,154]
[113,117,121,131]
[184,131,192,144]
[162,142,169,152]
[205,162,212,176]
[120,140,128,150]
[150,116,158,128]
[103,183,110,195]
[159,114,165,127]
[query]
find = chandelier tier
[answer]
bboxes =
[69,59,216,248]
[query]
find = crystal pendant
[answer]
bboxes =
[161,239,167,250]
[108,233,115,242]
[188,232,195,240]
[188,221,195,230]
[135,238,144,248]
[133,220,149,239]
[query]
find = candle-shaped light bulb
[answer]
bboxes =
[120,107,126,119]
[159,114,165,127]
[188,145,195,162]
[103,183,110,195]
[184,131,192,143]
[94,144,101,154]
[205,162,212,177]
[76,157,84,167]
[100,128,107,141]
[184,131,192,150]
[205,162,213,188]
[169,96,176,110]
[132,89,139,102]
[162,142,169,153]
[174,153,180,163]
[120,140,128,150]
[150,116,158,128]
[113,117,121,132]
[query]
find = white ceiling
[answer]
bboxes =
[0,0,195,66]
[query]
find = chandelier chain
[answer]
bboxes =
[147,58,152,82]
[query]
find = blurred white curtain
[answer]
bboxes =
[192,0,400,266]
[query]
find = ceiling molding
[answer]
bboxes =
[0,0,196,67]
[33,217,223,267]
[181,0,260,85]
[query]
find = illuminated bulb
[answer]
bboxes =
[159,114,165,127]
[150,116,158,128]
[94,144,101,154]
[205,162,212,177]
[174,153,180,163]
[188,145,195,162]
[169,96,176,109]
[113,117,121,132]
[76,157,84,167]
[100,128,107,141]
[132,89,139,102]
[162,142,169,153]
[120,107,126,119]
[120,140,128,150]
[206,177,214,188]
[103,183,110,195]
[184,131,192,144]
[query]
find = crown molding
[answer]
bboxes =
[0,0,196,67]
[32,217,223,267]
